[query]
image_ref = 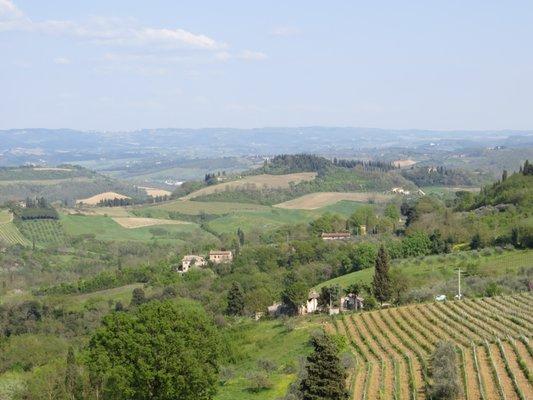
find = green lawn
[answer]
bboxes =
[216,317,322,400]
[317,249,533,290]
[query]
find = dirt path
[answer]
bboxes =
[463,347,481,400]
[476,346,500,400]
[502,340,533,399]
[490,343,520,400]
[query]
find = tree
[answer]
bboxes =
[372,245,391,304]
[237,228,245,246]
[65,347,83,400]
[429,341,461,399]
[282,280,308,315]
[86,300,221,400]
[319,285,341,308]
[501,170,508,181]
[345,282,363,311]
[130,287,146,306]
[299,333,349,400]
[226,282,245,316]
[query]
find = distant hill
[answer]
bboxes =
[0,165,147,205]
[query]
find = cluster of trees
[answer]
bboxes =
[204,171,226,185]
[519,159,533,175]
[9,197,60,220]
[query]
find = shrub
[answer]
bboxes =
[247,371,273,392]
[258,358,277,372]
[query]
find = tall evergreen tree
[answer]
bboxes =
[226,282,245,316]
[372,245,391,304]
[65,347,83,400]
[299,333,349,400]
[237,228,245,246]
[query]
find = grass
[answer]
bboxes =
[215,317,322,400]
[140,200,271,216]
[60,214,218,244]
[316,249,533,290]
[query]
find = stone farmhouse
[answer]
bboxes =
[178,255,207,273]
[209,250,233,264]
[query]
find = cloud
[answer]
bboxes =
[270,26,300,37]
[0,0,23,19]
[53,57,70,65]
[0,1,223,50]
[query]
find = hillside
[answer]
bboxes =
[0,165,147,205]
[183,154,416,205]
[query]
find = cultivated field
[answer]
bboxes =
[76,191,130,205]
[138,187,172,197]
[327,293,533,400]
[0,211,29,246]
[181,173,317,200]
[394,159,418,168]
[111,217,189,229]
[17,220,66,246]
[274,192,394,210]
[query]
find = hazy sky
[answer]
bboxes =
[1,1,533,131]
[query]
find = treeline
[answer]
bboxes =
[97,197,135,207]
[333,158,397,171]
[401,165,480,187]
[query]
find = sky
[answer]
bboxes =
[1,0,533,131]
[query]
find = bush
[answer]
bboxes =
[247,371,273,392]
[429,341,461,399]
[257,358,277,372]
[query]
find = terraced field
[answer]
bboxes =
[326,293,533,400]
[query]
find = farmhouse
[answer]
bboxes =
[321,232,351,241]
[391,187,411,195]
[209,250,233,264]
[178,255,207,273]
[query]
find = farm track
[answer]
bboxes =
[502,340,533,398]
[333,294,533,400]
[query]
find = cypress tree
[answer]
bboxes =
[65,347,82,400]
[299,333,349,400]
[226,282,245,316]
[372,245,391,304]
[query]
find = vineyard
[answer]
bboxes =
[0,210,29,246]
[17,219,67,246]
[326,293,533,400]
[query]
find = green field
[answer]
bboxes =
[317,249,533,290]
[60,214,218,244]
[215,318,322,400]
[17,219,66,246]
[140,200,271,216]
